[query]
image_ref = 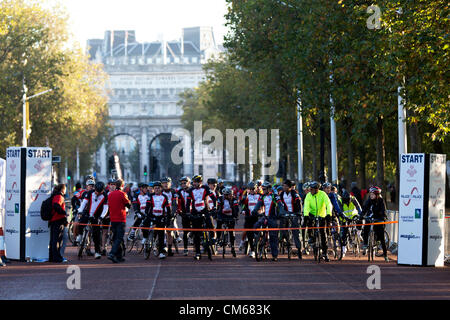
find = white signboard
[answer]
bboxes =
[5,148,22,260]
[25,147,52,261]
[398,153,425,265]
[0,158,5,229]
[427,154,446,266]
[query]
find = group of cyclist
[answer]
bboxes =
[69,174,390,263]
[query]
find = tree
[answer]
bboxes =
[0,0,109,178]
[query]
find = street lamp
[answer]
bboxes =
[22,79,53,147]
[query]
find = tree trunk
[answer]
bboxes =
[346,127,356,189]
[359,146,367,190]
[319,116,325,183]
[376,116,386,194]
[310,131,318,181]
[407,110,421,153]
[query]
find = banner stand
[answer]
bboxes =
[5,147,52,262]
[398,153,446,267]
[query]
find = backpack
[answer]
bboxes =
[41,195,54,221]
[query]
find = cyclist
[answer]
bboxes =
[128,183,149,242]
[177,176,192,255]
[338,189,362,258]
[240,181,261,257]
[361,186,389,262]
[100,179,116,256]
[186,175,213,260]
[161,177,180,255]
[303,181,332,262]
[278,179,303,259]
[74,179,95,246]
[300,182,311,254]
[216,187,239,257]
[78,181,109,259]
[143,181,171,259]
[206,178,219,245]
[251,182,284,261]
[70,182,85,246]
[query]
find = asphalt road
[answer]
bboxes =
[0,215,449,300]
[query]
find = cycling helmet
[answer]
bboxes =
[108,178,116,184]
[207,178,218,185]
[180,176,191,183]
[86,175,95,181]
[276,186,283,192]
[341,189,350,200]
[94,181,105,192]
[148,181,154,187]
[302,182,310,190]
[247,181,256,189]
[217,178,224,184]
[222,187,232,195]
[262,181,272,188]
[86,179,95,186]
[153,181,162,187]
[369,186,382,195]
[192,175,203,182]
[140,183,149,188]
[323,182,332,188]
[256,180,262,187]
[161,177,172,183]
[309,181,321,189]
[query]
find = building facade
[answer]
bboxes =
[88,27,232,183]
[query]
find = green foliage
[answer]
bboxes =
[0,0,109,177]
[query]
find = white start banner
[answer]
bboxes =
[5,148,22,260]
[0,158,5,229]
[25,147,52,261]
[427,154,446,266]
[5,147,52,261]
[398,153,425,265]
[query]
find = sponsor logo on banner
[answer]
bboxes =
[430,235,442,241]
[33,160,45,172]
[7,181,19,200]
[415,209,421,219]
[401,187,422,206]
[430,188,442,207]
[15,203,19,213]
[407,165,417,177]
[10,160,16,172]
[27,228,49,235]
[401,215,414,223]
[5,228,19,235]
[30,182,49,202]
[400,234,421,240]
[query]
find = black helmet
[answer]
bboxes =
[140,182,149,188]
[192,175,203,182]
[207,178,218,184]
[247,181,256,189]
[341,189,350,200]
[310,181,321,189]
[283,179,293,187]
[108,178,115,184]
[153,181,162,187]
[161,177,172,183]
[95,182,105,192]
[180,176,191,183]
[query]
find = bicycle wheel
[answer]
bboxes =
[313,231,319,262]
[316,231,322,264]
[368,230,375,261]
[78,228,89,259]
[255,233,264,262]
[144,239,151,260]
[126,227,136,253]
[135,229,144,254]
[68,223,75,245]
[222,231,227,258]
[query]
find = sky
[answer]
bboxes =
[51,0,230,49]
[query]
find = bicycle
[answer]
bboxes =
[191,213,214,260]
[364,215,389,261]
[217,216,238,258]
[348,216,362,258]
[126,223,144,254]
[254,215,269,262]
[279,213,300,260]
[311,216,325,263]
[143,218,157,260]
[78,220,92,259]
[327,218,343,260]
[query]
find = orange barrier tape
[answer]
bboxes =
[71,219,400,232]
